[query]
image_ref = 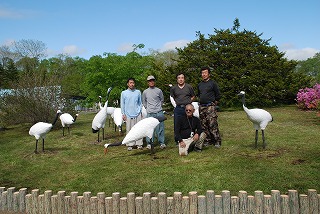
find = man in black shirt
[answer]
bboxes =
[198,66,222,147]
[175,104,206,155]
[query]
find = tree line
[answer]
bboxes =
[0,19,318,127]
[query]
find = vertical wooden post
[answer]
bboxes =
[97,192,106,214]
[238,191,247,214]
[173,192,182,213]
[166,197,173,214]
[57,190,66,214]
[44,190,53,214]
[25,194,32,214]
[120,197,127,214]
[151,197,158,214]
[13,191,19,212]
[308,189,318,213]
[299,194,309,214]
[77,196,84,214]
[263,195,272,214]
[32,189,39,214]
[105,196,113,214]
[230,196,239,214]
[281,195,289,214]
[271,190,281,214]
[90,196,98,214]
[254,190,264,213]
[7,187,15,211]
[70,192,78,214]
[247,195,255,214]
[189,191,198,214]
[158,192,167,214]
[83,192,91,214]
[198,195,206,214]
[215,195,223,214]
[38,194,45,214]
[222,190,231,214]
[288,189,299,214]
[19,188,27,212]
[127,192,135,214]
[52,195,58,214]
[65,195,71,214]
[143,192,151,214]
[135,197,143,214]
[112,192,120,214]
[0,187,5,211]
[182,196,189,214]
[206,190,215,214]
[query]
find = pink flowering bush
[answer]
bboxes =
[296,83,320,111]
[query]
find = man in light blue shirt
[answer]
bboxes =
[120,78,143,150]
[142,75,166,149]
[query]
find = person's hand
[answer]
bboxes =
[193,133,199,141]
[122,114,127,121]
[179,141,186,148]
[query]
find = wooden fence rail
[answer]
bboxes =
[0,187,319,213]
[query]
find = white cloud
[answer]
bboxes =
[117,43,135,53]
[279,44,319,60]
[0,6,29,19]
[62,45,86,56]
[2,39,15,46]
[161,40,190,52]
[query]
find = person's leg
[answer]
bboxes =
[194,132,207,150]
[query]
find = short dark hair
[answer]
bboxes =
[127,77,135,83]
[176,72,185,78]
[201,66,210,73]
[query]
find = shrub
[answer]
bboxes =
[296,83,320,111]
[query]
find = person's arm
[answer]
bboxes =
[120,92,127,121]
[142,90,147,109]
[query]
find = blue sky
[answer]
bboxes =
[1,0,319,60]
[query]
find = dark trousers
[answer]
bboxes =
[173,106,186,144]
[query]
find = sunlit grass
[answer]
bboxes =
[0,105,319,196]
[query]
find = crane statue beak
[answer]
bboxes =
[104,148,108,155]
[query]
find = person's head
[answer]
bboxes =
[185,103,195,117]
[201,66,210,81]
[147,75,156,88]
[127,77,136,90]
[176,73,185,86]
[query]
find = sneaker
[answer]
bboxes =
[137,145,143,150]
[194,147,202,152]
[146,144,152,150]
[160,144,166,149]
[214,144,221,148]
[127,146,133,151]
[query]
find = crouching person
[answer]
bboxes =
[175,103,206,156]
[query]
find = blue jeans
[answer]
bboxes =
[146,111,165,145]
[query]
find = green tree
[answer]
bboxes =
[176,19,311,107]
[295,52,320,85]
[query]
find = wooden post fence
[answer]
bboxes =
[0,187,319,213]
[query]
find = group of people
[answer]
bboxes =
[120,66,221,155]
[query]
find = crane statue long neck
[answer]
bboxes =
[52,112,61,126]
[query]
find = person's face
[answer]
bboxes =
[177,74,185,85]
[201,69,210,81]
[185,106,194,117]
[147,80,155,87]
[127,80,135,90]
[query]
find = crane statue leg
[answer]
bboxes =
[68,127,70,135]
[62,127,65,136]
[97,130,100,142]
[255,130,258,148]
[262,130,266,149]
[42,139,45,152]
[102,128,105,140]
[35,139,39,153]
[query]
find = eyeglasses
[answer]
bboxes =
[185,109,193,112]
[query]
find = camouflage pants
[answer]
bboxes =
[199,104,221,145]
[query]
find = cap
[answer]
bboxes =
[147,75,155,81]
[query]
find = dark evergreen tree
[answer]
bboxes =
[176,19,311,107]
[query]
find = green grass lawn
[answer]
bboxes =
[0,105,319,197]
